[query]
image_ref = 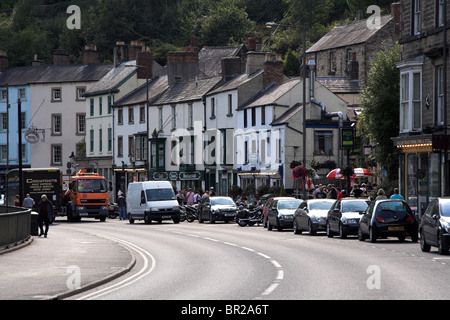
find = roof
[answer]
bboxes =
[198,45,246,77]
[316,77,361,93]
[306,15,392,53]
[0,63,114,87]
[207,69,263,96]
[152,76,222,105]
[239,79,300,110]
[113,75,169,107]
[84,61,138,97]
[271,103,303,126]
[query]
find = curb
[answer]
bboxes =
[0,236,33,256]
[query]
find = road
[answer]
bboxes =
[63,218,450,301]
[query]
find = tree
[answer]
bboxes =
[359,42,400,181]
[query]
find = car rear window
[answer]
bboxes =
[342,201,368,212]
[375,202,412,221]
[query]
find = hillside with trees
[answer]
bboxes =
[0,0,395,71]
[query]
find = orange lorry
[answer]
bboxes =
[62,169,109,222]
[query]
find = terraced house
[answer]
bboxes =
[393,0,449,214]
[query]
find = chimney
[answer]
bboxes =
[263,54,284,87]
[136,49,152,80]
[246,51,266,74]
[128,41,144,61]
[355,10,364,20]
[53,49,70,66]
[221,57,241,79]
[247,37,256,52]
[32,54,43,66]
[0,51,8,71]
[83,45,100,65]
[114,41,128,67]
[167,50,199,85]
[347,52,359,80]
[391,3,400,36]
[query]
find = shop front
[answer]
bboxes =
[149,170,205,193]
[394,135,442,215]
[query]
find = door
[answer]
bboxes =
[328,200,341,232]
[297,201,308,230]
[422,199,438,246]
[360,202,374,236]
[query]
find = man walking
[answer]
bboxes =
[36,194,53,238]
[118,191,126,220]
[22,194,35,209]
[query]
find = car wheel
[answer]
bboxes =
[339,223,347,239]
[276,219,282,231]
[369,227,377,243]
[326,221,333,238]
[308,220,316,236]
[267,219,273,231]
[358,227,366,241]
[144,214,151,224]
[293,220,302,234]
[420,231,430,252]
[410,230,419,243]
[438,233,449,255]
[209,212,215,224]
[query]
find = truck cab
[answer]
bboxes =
[64,170,109,221]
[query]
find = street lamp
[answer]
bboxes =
[266,21,307,199]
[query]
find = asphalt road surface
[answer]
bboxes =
[63,218,450,301]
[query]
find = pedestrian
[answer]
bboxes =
[351,184,363,198]
[36,194,53,238]
[210,187,216,196]
[315,186,327,199]
[23,193,35,209]
[117,191,126,220]
[375,188,387,200]
[328,187,338,199]
[336,187,344,200]
[390,188,404,200]
[14,194,20,206]
[186,188,195,205]
[193,190,201,204]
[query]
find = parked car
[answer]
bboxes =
[263,196,296,228]
[358,199,418,243]
[419,197,450,254]
[198,196,238,223]
[327,198,370,238]
[267,198,303,231]
[293,199,335,235]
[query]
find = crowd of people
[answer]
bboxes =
[175,186,216,205]
[309,182,404,201]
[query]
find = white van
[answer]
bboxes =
[126,181,180,224]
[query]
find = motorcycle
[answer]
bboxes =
[185,204,198,223]
[236,205,263,227]
[107,203,119,219]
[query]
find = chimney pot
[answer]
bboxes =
[0,51,9,71]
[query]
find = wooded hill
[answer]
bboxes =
[0,0,395,70]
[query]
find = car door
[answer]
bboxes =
[268,200,278,225]
[297,201,308,229]
[422,200,438,246]
[328,200,341,232]
[360,202,374,236]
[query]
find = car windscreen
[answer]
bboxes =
[145,188,176,201]
[440,201,450,217]
[278,200,302,210]
[211,197,235,205]
[77,179,107,193]
[309,201,333,210]
[342,201,368,212]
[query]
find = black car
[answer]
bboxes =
[327,198,370,238]
[267,198,303,231]
[198,196,237,223]
[293,199,335,235]
[420,197,450,254]
[358,199,418,243]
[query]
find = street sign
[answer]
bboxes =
[341,128,355,150]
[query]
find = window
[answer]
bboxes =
[52,88,62,102]
[0,89,7,101]
[117,136,123,157]
[400,69,422,132]
[413,0,421,35]
[135,135,148,161]
[314,131,333,155]
[99,97,103,115]
[1,113,7,131]
[261,106,266,125]
[108,95,112,114]
[52,144,62,165]
[151,140,165,169]
[158,107,163,131]
[228,94,233,116]
[171,105,176,129]
[20,112,25,130]
[108,128,112,152]
[438,0,445,27]
[188,103,193,128]
[330,51,336,72]
[18,88,26,100]
[252,108,256,126]
[118,108,123,125]
[128,107,134,124]
[210,98,215,119]
[76,113,85,134]
[139,105,145,123]
[76,87,86,101]
[244,109,248,128]
[0,145,7,161]
[90,98,94,116]
[89,130,94,153]
[99,128,103,153]
[52,114,62,135]
[437,66,444,125]
[128,136,134,157]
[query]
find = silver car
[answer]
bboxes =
[293,199,335,235]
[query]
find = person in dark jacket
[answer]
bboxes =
[36,194,53,238]
[117,191,126,220]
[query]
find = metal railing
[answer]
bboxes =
[0,206,31,249]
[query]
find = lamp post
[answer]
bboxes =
[266,22,307,199]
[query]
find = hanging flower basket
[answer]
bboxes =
[340,165,354,178]
[292,165,308,180]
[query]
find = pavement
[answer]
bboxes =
[0,220,136,300]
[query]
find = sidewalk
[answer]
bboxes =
[0,222,135,300]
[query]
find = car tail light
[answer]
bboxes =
[406,216,413,223]
[376,217,384,223]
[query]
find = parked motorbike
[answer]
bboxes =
[236,205,263,227]
[107,203,119,219]
[185,205,198,223]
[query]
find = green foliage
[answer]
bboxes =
[283,48,300,77]
[359,42,400,181]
